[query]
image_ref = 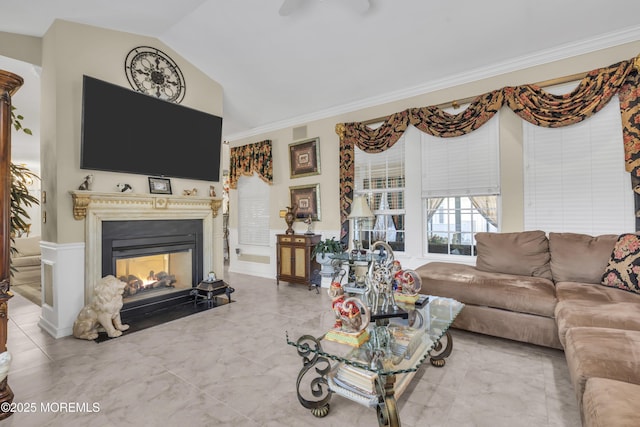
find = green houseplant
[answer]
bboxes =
[9,107,39,254]
[312,237,343,258]
[10,163,39,239]
[312,237,344,276]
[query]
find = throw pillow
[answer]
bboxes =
[601,234,640,294]
[549,233,618,284]
[475,230,552,280]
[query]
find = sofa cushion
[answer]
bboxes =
[555,299,640,347]
[556,281,640,304]
[583,377,640,427]
[564,327,640,409]
[549,233,617,284]
[475,230,552,280]
[416,262,557,317]
[12,235,41,257]
[601,234,640,294]
[11,255,41,268]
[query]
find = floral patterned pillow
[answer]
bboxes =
[601,234,640,294]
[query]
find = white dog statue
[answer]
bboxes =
[116,183,133,193]
[78,174,94,191]
[73,275,130,340]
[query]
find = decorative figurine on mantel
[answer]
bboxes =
[209,185,216,197]
[183,188,198,196]
[116,183,133,193]
[78,174,94,191]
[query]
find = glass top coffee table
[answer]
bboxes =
[286,296,464,427]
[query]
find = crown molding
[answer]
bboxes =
[225,25,640,142]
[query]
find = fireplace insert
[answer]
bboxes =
[102,219,203,316]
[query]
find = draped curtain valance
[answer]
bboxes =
[229,139,273,189]
[337,55,640,239]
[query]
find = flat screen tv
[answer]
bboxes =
[81,75,222,182]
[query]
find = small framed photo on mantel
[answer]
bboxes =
[148,177,172,195]
[289,137,320,178]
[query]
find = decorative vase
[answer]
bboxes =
[284,206,295,235]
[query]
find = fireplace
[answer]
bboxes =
[101,219,203,315]
[43,191,224,339]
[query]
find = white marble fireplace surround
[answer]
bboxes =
[38,191,223,338]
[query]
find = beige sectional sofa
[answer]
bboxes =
[415,231,640,427]
[11,235,41,278]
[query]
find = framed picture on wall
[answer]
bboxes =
[290,183,321,221]
[289,137,320,178]
[148,177,172,195]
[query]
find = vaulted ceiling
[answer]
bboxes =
[2,0,640,159]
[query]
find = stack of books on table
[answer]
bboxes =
[328,337,430,407]
[329,363,379,407]
[388,325,423,359]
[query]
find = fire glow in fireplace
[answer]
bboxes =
[102,219,203,315]
[116,251,192,303]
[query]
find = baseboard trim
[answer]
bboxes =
[38,316,72,339]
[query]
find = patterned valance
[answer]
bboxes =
[229,139,273,189]
[337,54,640,237]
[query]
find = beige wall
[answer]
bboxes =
[0,31,42,66]
[39,20,223,243]
[228,41,640,268]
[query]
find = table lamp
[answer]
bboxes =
[348,195,374,253]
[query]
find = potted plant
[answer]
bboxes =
[312,237,344,275]
[9,108,39,257]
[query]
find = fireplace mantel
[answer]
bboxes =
[70,191,222,220]
[69,191,224,304]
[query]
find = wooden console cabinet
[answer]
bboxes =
[276,234,320,288]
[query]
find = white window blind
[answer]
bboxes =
[421,113,500,198]
[523,86,634,235]
[354,133,405,193]
[237,174,270,246]
[354,131,406,251]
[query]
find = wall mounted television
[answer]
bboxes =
[81,75,222,182]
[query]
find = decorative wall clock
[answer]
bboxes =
[124,46,186,103]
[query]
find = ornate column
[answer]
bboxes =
[0,69,24,419]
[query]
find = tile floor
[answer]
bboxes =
[3,270,581,426]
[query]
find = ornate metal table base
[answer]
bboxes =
[429,331,453,367]
[375,374,400,427]
[291,330,455,426]
[293,335,332,418]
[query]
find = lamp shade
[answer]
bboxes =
[348,195,374,219]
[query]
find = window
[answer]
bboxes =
[523,84,634,235]
[426,196,498,256]
[354,134,405,252]
[421,110,500,255]
[237,174,270,246]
